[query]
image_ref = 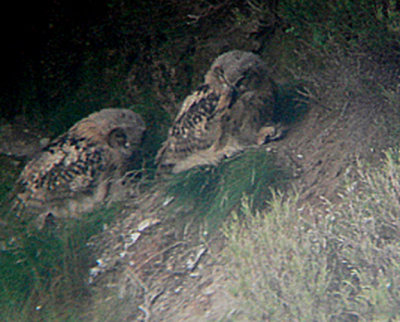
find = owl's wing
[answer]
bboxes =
[18,133,109,202]
[156,84,234,166]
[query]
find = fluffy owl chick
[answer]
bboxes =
[16,108,146,228]
[156,50,282,174]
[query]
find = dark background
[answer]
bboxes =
[1,0,108,119]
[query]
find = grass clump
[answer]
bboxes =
[276,0,400,51]
[0,156,21,207]
[0,206,119,321]
[165,148,289,229]
[224,149,400,321]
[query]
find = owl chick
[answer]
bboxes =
[15,108,146,228]
[156,50,283,174]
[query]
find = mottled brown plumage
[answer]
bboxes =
[156,50,282,174]
[16,108,146,227]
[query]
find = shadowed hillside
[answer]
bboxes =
[2,1,400,320]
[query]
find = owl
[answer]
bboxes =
[15,108,146,228]
[156,50,283,174]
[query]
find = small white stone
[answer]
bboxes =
[137,218,161,232]
[89,266,102,277]
[124,232,141,250]
[186,246,207,271]
[163,196,175,206]
[202,286,215,296]
[96,259,107,268]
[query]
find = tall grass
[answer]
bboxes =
[276,0,400,50]
[0,156,21,207]
[0,205,119,321]
[224,149,400,320]
[164,149,290,230]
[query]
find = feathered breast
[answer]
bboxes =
[18,133,110,199]
[156,83,235,165]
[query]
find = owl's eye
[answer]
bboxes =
[213,66,224,77]
[108,128,128,148]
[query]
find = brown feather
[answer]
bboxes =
[156,50,282,174]
[15,108,146,227]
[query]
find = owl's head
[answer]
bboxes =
[72,108,146,159]
[205,50,269,93]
